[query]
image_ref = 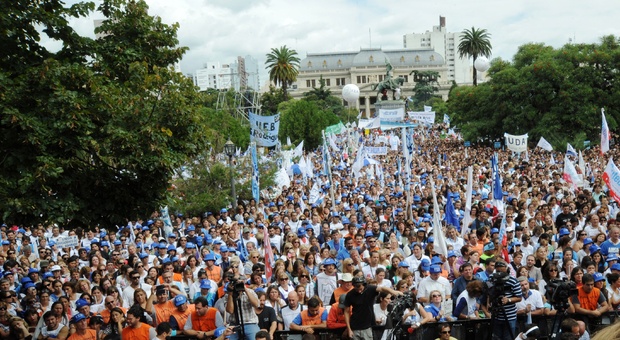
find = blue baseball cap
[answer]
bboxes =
[220,246,229,253]
[174,295,188,307]
[113,240,122,246]
[429,265,442,274]
[186,242,196,249]
[398,261,409,268]
[589,244,601,254]
[200,279,212,289]
[204,253,216,262]
[448,251,457,258]
[167,245,176,252]
[559,228,570,237]
[583,238,594,246]
[484,242,495,252]
[593,272,605,282]
[75,298,90,309]
[490,228,499,235]
[42,272,54,280]
[101,241,110,247]
[138,252,149,259]
[71,313,87,324]
[187,226,195,231]
[323,258,337,266]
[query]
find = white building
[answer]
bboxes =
[291,48,449,118]
[194,56,260,92]
[194,62,235,91]
[402,16,473,84]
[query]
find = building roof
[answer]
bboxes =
[299,48,444,72]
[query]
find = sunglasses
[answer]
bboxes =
[279,277,288,281]
[300,275,309,278]
[432,294,441,298]
[0,307,6,311]
[441,331,451,334]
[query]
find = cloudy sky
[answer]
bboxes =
[62,0,619,88]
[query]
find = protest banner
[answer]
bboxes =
[504,133,528,152]
[56,235,79,248]
[408,111,436,125]
[249,112,280,147]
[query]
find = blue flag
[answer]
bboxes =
[251,143,260,203]
[491,153,504,213]
[444,191,460,229]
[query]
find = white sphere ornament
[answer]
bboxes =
[342,84,360,104]
[474,57,490,72]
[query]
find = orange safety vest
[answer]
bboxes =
[158,273,183,284]
[190,307,218,332]
[122,322,152,340]
[577,286,601,311]
[99,307,128,324]
[154,300,176,325]
[300,307,325,326]
[67,329,97,340]
[170,304,196,330]
[205,266,222,282]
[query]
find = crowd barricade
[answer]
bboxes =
[272,312,620,340]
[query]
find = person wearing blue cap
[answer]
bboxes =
[169,295,193,334]
[192,279,217,307]
[70,313,97,339]
[416,264,451,305]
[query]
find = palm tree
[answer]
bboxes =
[265,45,300,97]
[457,27,492,86]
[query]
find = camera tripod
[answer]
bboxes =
[548,306,569,340]
[232,289,246,340]
[487,296,516,340]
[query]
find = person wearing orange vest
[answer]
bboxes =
[122,305,156,340]
[570,273,609,318]
[67,313,97,340]
[183,296,225,339]
[169,295,196,334]
[289,296,328,335]
[204,253,222,282]
[330,273,353,305]
[327,293,350,331]
[149,284,184,326]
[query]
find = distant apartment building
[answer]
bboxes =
[194,56,260,92]
[402,16,472,84]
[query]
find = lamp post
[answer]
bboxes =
[223,138,237,210]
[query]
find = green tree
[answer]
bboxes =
[449,37,620,146]
[0,0,209,227]
[410,70,441,107]
[265,45,300,98]
[303,75,331,101]
[260,85,291,115]
[458,27,492,86]
[279,100,339,150]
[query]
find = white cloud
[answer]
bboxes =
[48,0,620,88]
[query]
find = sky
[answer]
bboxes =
[58,0,620,89]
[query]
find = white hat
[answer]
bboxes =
[50,265,61,272]
[339,273,353,282]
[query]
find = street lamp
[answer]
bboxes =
[223,138,237,210]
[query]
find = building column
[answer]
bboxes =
[364,96,370,119]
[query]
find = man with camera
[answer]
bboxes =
[344,276,403,340]
[225,278,260,340]
[481,259,522,340]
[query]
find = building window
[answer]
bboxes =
[337,59,342,67]
[306,80,311,87]
[311,79,316,87]
[336,78,345,86]
[325,79,331,86]
[369,55,374,63]
[378,75,384,81]
[400,56,405,63]
[403,75,408,83]
[415,55,420,62]
[356,75,367,83]
[430,55,435,61]
[322,60,327,68]
[307,61,312,68]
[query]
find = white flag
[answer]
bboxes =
[536,136,553,151]
[293,140,304,158]
[566,143,577,157]
[563,154,580,191]
[287,136,291,146]
[550,153,556,165]
[425,105,433,112]
[430,178,448,257]
[461,166,474,238]
[602,108,611,155]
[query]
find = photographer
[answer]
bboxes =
[226,279,260,340]
[344,276,403,340]
[481,260,522,340]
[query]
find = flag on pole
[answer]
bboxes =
[251,143,260,203]
[578,150,586,175]
[537,136,553,151]
[550,153,556,165]
[491,153,504,213]
[603,157,620,203]
[293,140,304,158]
[444,191,460,229]
[497,210,508,248]
[563,154,580,191]
[286,136,291,146]
[430,178,448,257]
[461,166,474,237]
[238,228,249,262]
[566,143,577,157]
[602,108,611,155]
[263,225,274,282]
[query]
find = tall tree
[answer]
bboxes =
[458,27,492,86]
[265,45,300,97]
[0,0,209,227]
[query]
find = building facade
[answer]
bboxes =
[402,16,473,84]
[290,48,449,118]
[194,56,260,92]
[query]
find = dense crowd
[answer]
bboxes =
[1,125,620,340]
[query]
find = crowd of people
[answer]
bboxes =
[1,124,620,340]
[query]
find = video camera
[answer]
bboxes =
[545,278,577,311]
[227,278,246,294]
[486,271,512,298]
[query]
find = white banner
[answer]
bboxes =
[249,112,280,147]
[408,111,436,124]
[504,133,528,152]
[366,146,388,156]
[603,157,620,203]
[379,107,405,122]
[56,236,79,248]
